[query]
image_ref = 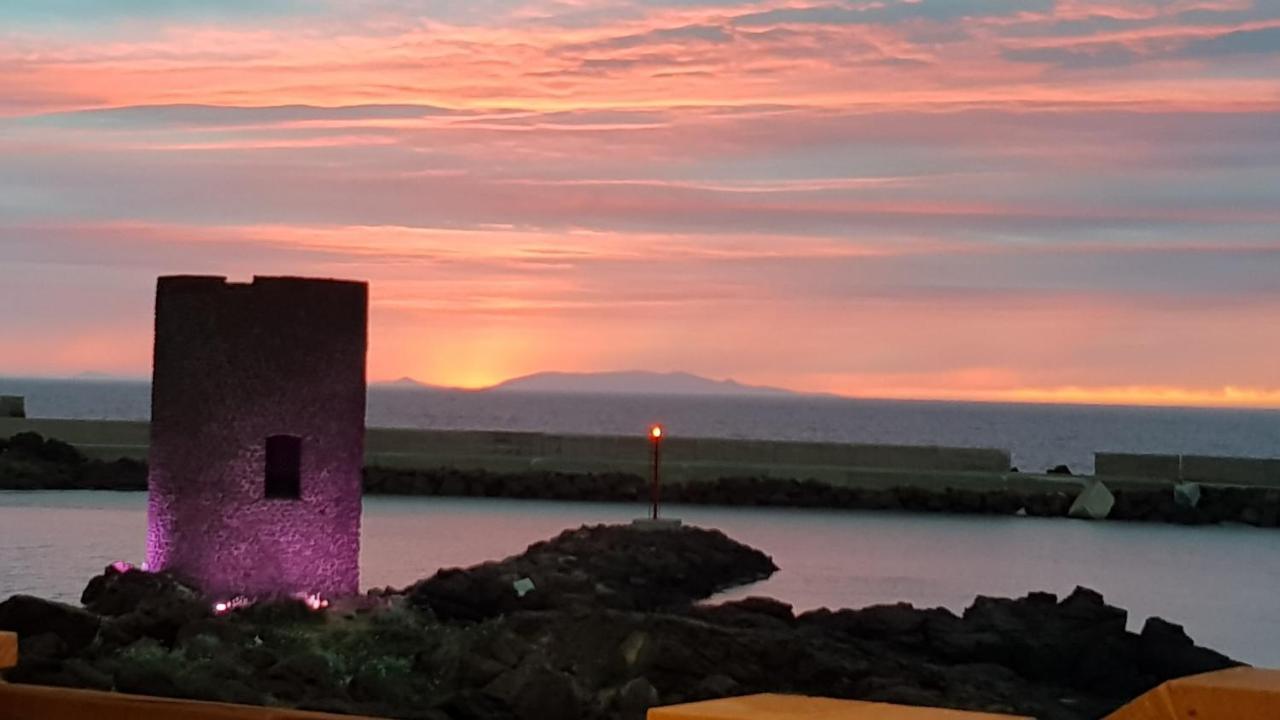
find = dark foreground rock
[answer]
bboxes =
[406,524,778,621]
[0,524,1239,720]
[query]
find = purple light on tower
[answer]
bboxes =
[145,276,368,599]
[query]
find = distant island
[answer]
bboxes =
[375,371,808,397]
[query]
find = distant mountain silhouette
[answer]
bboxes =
[485,371,804,397]
[371,376,451,390]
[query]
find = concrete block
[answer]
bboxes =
[1095,453,1180,480]
[1069,480,1115,520]
[1181,455,1280,487]
[1173,482,1201,509]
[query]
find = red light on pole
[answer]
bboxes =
[649,425,664,520]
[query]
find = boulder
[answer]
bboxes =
[616,676,660,719]
[1139,617,1238,680]
[0,595,100,653]
[82,565,201,616]
[1069,480,1115,520]
[85,569,210,651]
[485,664,584,720]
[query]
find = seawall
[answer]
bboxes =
[0,417,1053,493]
[3,417,1278,491]
[8,417,1280,526]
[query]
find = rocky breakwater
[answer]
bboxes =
[8,430,1280,529]
[405,524,777,621]
[1,524,1239,720]
[0,432,146,490]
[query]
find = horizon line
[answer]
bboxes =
[2,371,1279,413]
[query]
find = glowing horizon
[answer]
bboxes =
[2,1,1278,411]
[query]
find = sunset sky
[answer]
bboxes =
[2,0,1278,407]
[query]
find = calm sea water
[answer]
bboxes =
[2,378,1278,473]
[1,492,1278,666]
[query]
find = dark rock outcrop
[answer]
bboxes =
[0,595,101,655]
[81,564,200,616]
[407,524,778,621]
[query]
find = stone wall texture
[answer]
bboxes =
[146,275,367,599]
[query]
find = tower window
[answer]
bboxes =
[265,435,302,499]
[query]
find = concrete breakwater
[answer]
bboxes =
[361,466,1280,527]
[3,417,1278,488]
[4,417,1280,526]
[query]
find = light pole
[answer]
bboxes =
[649,424,664,520]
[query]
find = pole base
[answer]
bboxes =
[630,518,683,531]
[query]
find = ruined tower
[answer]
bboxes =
[146,276,368,599]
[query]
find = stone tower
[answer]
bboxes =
[146,275,368,599]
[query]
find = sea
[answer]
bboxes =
[2,378,1279,665]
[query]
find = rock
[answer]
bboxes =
[263,652,339,702]
[929,588,1137,692]
[19,632,69,660]
[616,676,660,719]
[437,688,518,720]
[1069,480,1115,520]
[410,566,531,622]
[1173,482,1202,509]
[690,673,740,700]
[797,603,946,646]
[691,597,794,628]
[0,595,100,653]
[82,565,200,616]
[112,660,183,698]
[461,652,510,686]
[1139,617,1238,680]
[485,664,584,720]
[408,524,777,620]
[348,659,418,706]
